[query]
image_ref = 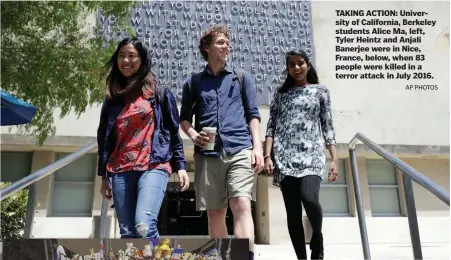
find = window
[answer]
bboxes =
[366,159,401,216]
[319,159,349,216]
[50,153,96,217]
[1,152,33,182]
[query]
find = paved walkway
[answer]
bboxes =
[255,242,450,260]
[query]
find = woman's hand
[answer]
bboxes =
[328,160,338,182]
[264,157,274,175]
[178,170,190,192]
[100,178,112,200]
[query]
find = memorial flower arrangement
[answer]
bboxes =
[56,239,226,260]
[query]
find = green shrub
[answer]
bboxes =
[0,182,30,240]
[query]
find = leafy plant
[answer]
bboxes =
[0,182,30,239]
[1,1,133,144]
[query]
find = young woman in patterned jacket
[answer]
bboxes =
[263,49,338,260]
[97,37,190,239]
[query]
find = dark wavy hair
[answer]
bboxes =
[104,37,156,100]
[278,49,319,93]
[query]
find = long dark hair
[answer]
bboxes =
[104,37,156,100]
[278,49,319,93]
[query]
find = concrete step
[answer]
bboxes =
[254,243,450,260]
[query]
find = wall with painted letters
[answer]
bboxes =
[2,0,449,148]
[97,0,315,105]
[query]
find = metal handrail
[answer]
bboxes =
[349,132,450,260]
[350,133,450,205]
[0,141,98,239]
[0,142,98,201]
[3,131,447,258]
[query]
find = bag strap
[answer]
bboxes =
[157,86,167,108]
[155,86,169,130]
[233,68,248,119]
[233,68,244,91]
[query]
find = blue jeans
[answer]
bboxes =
[111,169,168,238]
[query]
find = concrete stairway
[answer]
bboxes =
[254,242,450,260]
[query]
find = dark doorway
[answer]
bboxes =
[159,182,256,236]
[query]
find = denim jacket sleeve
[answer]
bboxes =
[163,88,187,172]
[96,98,108,177]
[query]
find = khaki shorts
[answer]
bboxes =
[194,148,257,211]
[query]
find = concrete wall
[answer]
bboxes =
[311,0,450,147]
[403,158,450,216]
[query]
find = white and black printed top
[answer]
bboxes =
[266,84,337,188]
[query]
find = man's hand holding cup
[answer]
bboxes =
[193,127,217,150]
[193,131,209,148]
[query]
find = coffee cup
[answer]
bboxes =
[202,127,217,150]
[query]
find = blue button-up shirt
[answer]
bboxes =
[180,66,261,157]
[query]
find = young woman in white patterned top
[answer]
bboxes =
[263,49,338,260]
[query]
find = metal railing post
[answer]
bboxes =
[43,239,49,260]
[23,183,37,238]
[225,238,232,260]
[402,174,423,259]
[99,198,110,258]
[349,132,450,259]
[349,148,371,260]
[99,198,110,241]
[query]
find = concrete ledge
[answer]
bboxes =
[1,134,449,157]
[255,242,450,260]
[0,134,194,153]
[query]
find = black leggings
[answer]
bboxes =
[281,175,323,260]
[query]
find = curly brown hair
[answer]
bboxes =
[198,24,230,61]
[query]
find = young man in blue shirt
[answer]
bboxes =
[180,25,263,260]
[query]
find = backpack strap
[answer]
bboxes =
[232,68,249,119]
[233,68,244,90]
[156,86,167,107]
[155,87,169,128]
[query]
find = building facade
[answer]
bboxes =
[1,0,449,251]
